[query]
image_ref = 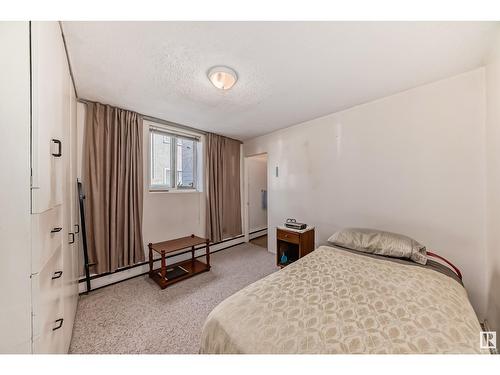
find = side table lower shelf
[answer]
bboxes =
[149,258,210,289]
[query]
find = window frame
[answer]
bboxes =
[148,126,200,192]
[174,136,198,190]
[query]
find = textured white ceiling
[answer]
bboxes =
[62,21,499,140]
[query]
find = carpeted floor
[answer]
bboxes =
[69,242,277,354]
[250,234,267,249]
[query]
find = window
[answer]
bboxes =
[149,127,200,191]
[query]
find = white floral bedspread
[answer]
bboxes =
[200,246,486,354]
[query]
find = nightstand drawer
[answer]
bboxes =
[277,229,300,244]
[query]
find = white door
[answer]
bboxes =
[30,21,76,354]
[31,21,67,214]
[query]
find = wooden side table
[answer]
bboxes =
[148,234,210,289]
[276,227,315,267]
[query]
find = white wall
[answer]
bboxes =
[244,69,487,317]
[247,155,268,232]
[485,28,500,332]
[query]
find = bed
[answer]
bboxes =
[200,245,486,354]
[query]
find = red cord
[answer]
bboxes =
[427,251,462,280]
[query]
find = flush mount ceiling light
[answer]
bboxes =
[207,66,238,90]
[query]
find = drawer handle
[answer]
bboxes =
[51,227,62,233]
[51,139,62,157]
[52,318,64,331]
[68,232,75,244]
[74,224,80,234]
[51,271,63,280]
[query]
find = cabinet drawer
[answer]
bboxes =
[277,229,300,244]
[32,311,65,354]
[32,246,64,352]
[31,205,63,273]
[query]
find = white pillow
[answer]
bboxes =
[327,228,427,265]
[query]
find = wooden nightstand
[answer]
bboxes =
[276,227,315,267]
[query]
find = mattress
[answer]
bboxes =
[200,245,487,354]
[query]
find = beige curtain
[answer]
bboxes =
[206,133,242,242]
[83,102,145,274]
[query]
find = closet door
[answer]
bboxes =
[31,21,67,214]
[30,21,68,272]
[30,21,73,354]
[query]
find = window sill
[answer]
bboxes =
[148,188,201,194]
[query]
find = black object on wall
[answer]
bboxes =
[77,179,92,293]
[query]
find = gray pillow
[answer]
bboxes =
[327,228,427,265]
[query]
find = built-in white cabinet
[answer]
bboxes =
[32,246,65,354]
[0,21,79,354]
[31,21,69,214]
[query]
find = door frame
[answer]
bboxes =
[243,153,269,246]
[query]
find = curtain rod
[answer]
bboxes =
[77,98,208,136]
[77,98,243,144]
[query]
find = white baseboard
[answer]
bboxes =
[249,227,267,240]
[78,236,245,293]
